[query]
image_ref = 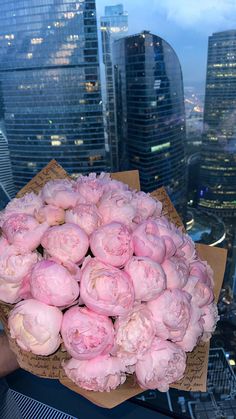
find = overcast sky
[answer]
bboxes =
[96,0,236,89]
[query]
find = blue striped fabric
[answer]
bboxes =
[0,389,78,419]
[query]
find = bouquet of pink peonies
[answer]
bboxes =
[0,161,226,407]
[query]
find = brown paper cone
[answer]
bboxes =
[0,160,227,408]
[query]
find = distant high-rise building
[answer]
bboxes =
[100,4,128,171]
[199,30,236,293]
[199,30,236,216]
[113,31,186,216]
[0,0,107,190]
[0,121,15,206]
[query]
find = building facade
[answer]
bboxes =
[113,31,186,216]
[199,30,236,216]
[199,30,236,294]
[0,121,15,207]
[100,4,128,171]
[0,0,107,190]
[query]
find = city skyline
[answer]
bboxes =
[96,0,236,87]
[0,0,108,189]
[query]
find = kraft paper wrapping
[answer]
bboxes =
[0,160,227,409]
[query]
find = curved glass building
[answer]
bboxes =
[113,31,186,215]
[199,30,236,217]
[0,0,107,190]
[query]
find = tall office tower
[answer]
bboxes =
[0,121,15,207]
[100,4,128,171]
[199,30,236,292]
[0,0,107,190]
[113,31,186,216]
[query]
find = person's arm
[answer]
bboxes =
[0,331,19,377]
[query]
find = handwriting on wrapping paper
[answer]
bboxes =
[16,160,70,198]
[171,341,209,391]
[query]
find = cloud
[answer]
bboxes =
[152,0,236,31]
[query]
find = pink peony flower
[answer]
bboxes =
[183,276,214,308]
[74,173,106,204]
[2,213,48,253]
[131,191,162,223]
[90,222,134,267]
[103,177,129,193]
[30,260,79,307]
[35,205,65,226]
[0,247,39,283]
[189,259,214,288]
[135,338,186,391]
[62,355,126,392]
[161,256,189,289]
[0,278,23,304]
[8,299,62,355]
[61,306,114,359]
[132,220,166,263]
[65,204,101,236]
[176,303,204,352]
[179,234,197,262]
[201,302,219,342]
[0,236,9,253]
[147,289,191,342]
[124,256,166,301]
[41,223,89,266]
[0,192,43,226]
[98,189,136,227]
[114,305,155,362]
[80,258,134,316]
[40,179,82,209]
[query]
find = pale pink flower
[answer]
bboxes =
[8,299,62,355]
[0,248,39,283]
[30,260,79,307]
[2,213,48,253]
[35,205,65,226]
[114,305,155,362]
[0,278,23,304]
[124,256,166,301]
[65,204,101,236]
[201,302,219,342]
[61,306,114,359]
[62,355,126,392]
[189,259,214,287]
[80,258,134,316]
[183,276,214,308]
[179,234,197,262]
[135,338,186,391]
[74,173,106,204]
[98,189,136,227]
[161,256,189,289]
[147,289,191,342]
[103,177,129,193]
[176,303,204,352]
[41,179,81,209]
[132,220,166,263]
[131,191,162,223]
[0,192,43,226]
[90,222,134,267]
[41,223,89,265]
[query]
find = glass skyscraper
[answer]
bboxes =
[0,0,107,190]
[100,4,128,171]
[199,30,236,216]
[113,31,186,215]
[199,30,236,294]
[0,121,15,206]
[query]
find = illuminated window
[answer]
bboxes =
[74,139,84,145]
[5,34,14,40]
[51,140,61,146]
[64,12,75,19]
[31,37,43,45]
[151,142,170,152]
[27,53,33,59]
